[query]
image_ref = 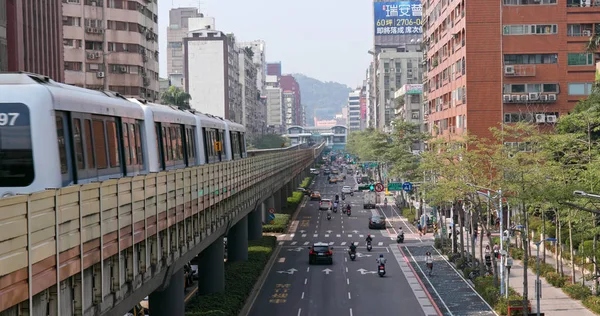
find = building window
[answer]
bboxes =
[503,24,558,35]
[568,83,594,95]
[567,24,594,36]
[168,42,183,49]
[86,63,105,72]
[63,39,83,49]
[503,83,559,93]
[411,110,420,120]
[85,41,103,51]
[63,16,81,27]
[65,62,83,71]
[567,53,594,66]
[504,54,557,64]
[62,0,81,3]
[503,0,556,4]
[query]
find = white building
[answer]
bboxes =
[183,27,243,124]
[239,48,265,139]
[166,8,203,84]
[394,84,425,153]
[347,89,361,131]
[238,40,266,93]
[265,75,284,133]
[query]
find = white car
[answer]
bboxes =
[341,186,353,194]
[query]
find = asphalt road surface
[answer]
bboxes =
[247,171,432,316]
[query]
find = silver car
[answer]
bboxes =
[341,186,353,194]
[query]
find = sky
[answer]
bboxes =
[158,0,373,88]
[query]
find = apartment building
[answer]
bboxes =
[238,40,266,93]
[184,29,243,123]
[283,91,296,126]
[5,0,63,80]
[265,75,284,133]
[347,89,361,131]
[267,62,282,77]
[239,48,265,139]
[280,75,303,125]
[62,0,159,100]
[422,0,599,141]
[167,8,202,78]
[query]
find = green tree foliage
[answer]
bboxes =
[252,134,289,149]
[161,86,192,110]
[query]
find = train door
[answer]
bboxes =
[70,112,98,182]
[54,111,75,187]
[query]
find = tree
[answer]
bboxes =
[161,86,192,110]
[243,46,254,58]
[252,134,289,149]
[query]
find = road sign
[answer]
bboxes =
[322,268,333,275]
[388,182,402,191]
[268,213,275,221]
[375,183,384,192]
[269,208,276,214]
[402,182,413,192]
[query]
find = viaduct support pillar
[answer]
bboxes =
[274,190,282,213]
[248,205,263,240]
[197,236,225,294]
[228,217,249,261]
[149,268,184,316]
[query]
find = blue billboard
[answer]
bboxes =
[374,1,423,36]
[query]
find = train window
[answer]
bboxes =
[129,124,137,165]
[162,126,170,161]
[155,123,161,163]
[73,119,85,170]
[0,103,34,187]
[92,120,108,169]
[106,121,120,168]
[122,123,131,166]
[84,120,95,169]
[56,116,68,174]
[135,123,143,165]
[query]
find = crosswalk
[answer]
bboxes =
[278,240,386,246]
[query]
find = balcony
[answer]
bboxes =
[503,93,557,104]
[567,0,600,7]
[504,65,536,77]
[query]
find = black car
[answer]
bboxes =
[324,169,331,175]
[368,215,386,229]
[308,242,333,264]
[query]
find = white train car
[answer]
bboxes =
[190,111,228,164]
[0,73,145,197]
[128,98,197,172]
[223,119,247,160]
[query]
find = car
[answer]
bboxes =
[296,187,311,195]
[368,215,386,229]
[332,169,339,174]
[308,242,333,264]
[310,191,322,201]
[319,199,332,210]
[329,177,337,184]
[324,169,331,175]
[341,186,353,194]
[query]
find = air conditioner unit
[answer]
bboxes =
[548,94,557,101]
[540,94,548,101]
[503,94,511,102]
[119,66,127,73]
[95,52,101,58]
[581,0,591,7]
[87,53,96,59]
[504,65,515,75]
[96,72,105,78]
[583,30,592,36]
[521,95,529,101]
[535,113,546,123]
[97,29,104,34]
[529,92,539,101]
[511,95,520,102]
[86,27,94,33]
[546,115,557,123]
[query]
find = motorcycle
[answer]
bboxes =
[350,191,354,196]
[397,233,404,243]
[342,195,345,200]
[327,214,331,220]
[347,210,351,216]
[333,206,337,213]
[348,250,356,261]
[342,207,347,214]
[366,241,372,252]
[378,264,386,277]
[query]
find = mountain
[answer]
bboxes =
[292,73,352,125]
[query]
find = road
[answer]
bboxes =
[247,171,436,316]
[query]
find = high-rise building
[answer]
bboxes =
[238,40,266,93]
[166,8,203,80]
[360,84,367,130]
[266,62,282,77]
[394,84,425,152]
[347,89,361,131]
[283,91,296,126]
[280,75,302,125]
[62,0,159,100]
[0,0,6,72]
[265,75,284,133]
[422,0,598,141]
[239,47,265,139]
[5,0,63,81]
[184,28,243,124]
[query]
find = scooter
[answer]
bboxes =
[333,206,338,213]
[366,241,372,252]
[378,264,386,277]
[342,195,345,200]
[348,251,356,261]
[327,213,331,220]
[347,210,351,216]
[342,207,347,214]
[397,233,404,243]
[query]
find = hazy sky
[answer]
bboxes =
[158,0,373,88]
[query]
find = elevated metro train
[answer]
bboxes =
[0,73,247,197]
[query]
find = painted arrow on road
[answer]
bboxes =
[322,268,333,275]
[276,268,298,275]
[288,247,303,252]
[357,268,377,275]
[326,230,333,234]
[352,230,359,234]
[299,230,306,233]
[356,252,371,258]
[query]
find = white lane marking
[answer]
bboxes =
[342,230,345,234]
[325,234,330,237]
[298,308,302,316]
[279,241,284,245]
[348,234,352,238]
[345,267,348,272]
[341,242,347,246]
[345,257,348,262]
[329,242,334,245]
[313,234,318,237]
[349,308,353,316]
[348,292,351,299]
[346,278,350,285]
[378,242,383,246]
[342,225,344,228]
[359,234,364,238]
[301,292,305,299]
[304,241,310,245]
[290,233,295,238]
[302,234,307,238]
[278,257,285,263]
[314,230,317,234]
[307,267,310,272]
[304,278,308,285]
[291,241,297,245]
[337,234,341,237]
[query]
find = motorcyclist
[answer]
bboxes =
[376,254,387,266]
[335,194,339,202]
[333,201,338,210]
[327,207,332,217]
[346,204,351,211]
[366,234,373,243]
[349,242,357,254]
[398,226,404,236]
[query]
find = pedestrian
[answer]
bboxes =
[417,223,422,236]
[425,251,433,276]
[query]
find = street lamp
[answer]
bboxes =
[535,237,557,316]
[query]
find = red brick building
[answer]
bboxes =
[423,0,598,142]
[280,75,303,126]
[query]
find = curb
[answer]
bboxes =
[397,245,444,316]
[239,194,307,316]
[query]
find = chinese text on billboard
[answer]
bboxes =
[374,1,423,36]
